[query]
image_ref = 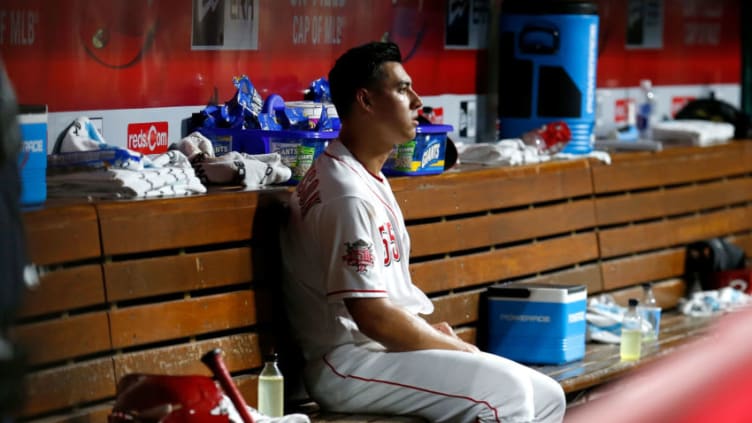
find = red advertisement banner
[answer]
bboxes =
[0,0,478,111]
[0,0,741,113]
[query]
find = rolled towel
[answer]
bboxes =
[178,131,216,161]
[193,151,291,187]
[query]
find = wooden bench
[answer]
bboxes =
[383,141,752,404]
[12,141,752,422]
[549,141,752,399]
[14,191,284,422]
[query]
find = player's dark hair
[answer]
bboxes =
[328,41,402,120]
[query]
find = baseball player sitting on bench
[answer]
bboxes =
[280,41,566,423]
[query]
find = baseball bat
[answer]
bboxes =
[201,348,256,423]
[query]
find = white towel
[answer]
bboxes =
[457,138,611,167]
[553,150,612,165]
[586,295,654,344]
[219,395,310,423]
[458,139,549,166]
[48,124,207,199]
[179,131,292,187]
[147,149,193,169]
[191,151,292,187]
[679,287,750,317]
[651,119,735,146]
[178,131,216,161]
[47,163,206,199]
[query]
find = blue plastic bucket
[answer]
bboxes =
[17,105,48,206]
[265,129,339,184]
[498,1,599,154]
[197,127,339,184]
[382,124,453,176]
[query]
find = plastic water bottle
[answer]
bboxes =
[521,121,572,154]
[636,79,655,140]
[639,283,661,342]
[620,298,643,361]
[258,353,284,417]
[643,282,657,307]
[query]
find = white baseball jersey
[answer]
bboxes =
[281,139,433,360]
[281,140,565,423]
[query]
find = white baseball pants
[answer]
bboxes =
[304,342,566,423]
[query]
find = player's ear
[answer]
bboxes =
[355,88,372,112]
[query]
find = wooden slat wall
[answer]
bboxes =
[103,247,253,301]
[591,142,752,307]
[96,194,260,255]
[12,313,111,364]
[14,189,289,421]
[392,160,601,345]
[14,143,751,421]
[22,359,116,418]
[16,264,104,318]
[391,160,594,218]
[98,190,274,421]
[16,205,113,420]
[410,234,600,294]
[590,143,751,193]
[108,291,257,348]
[21,204,101,266]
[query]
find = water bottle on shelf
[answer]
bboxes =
[636,79,655,140]
[620,298,643,361]
[638,282,662,342]
[258,353,284,417]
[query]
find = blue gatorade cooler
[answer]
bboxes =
[487,283,587,365]
[498,1,599,154]
[17,105,48,206]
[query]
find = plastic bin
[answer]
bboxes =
[382,124,453,176]
[197,127,339,184]
[196,127,266,156]
[266,129,338,183]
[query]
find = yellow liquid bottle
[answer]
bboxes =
[258,355,284,417]
[620,298,643,361]
[620,328,642,361]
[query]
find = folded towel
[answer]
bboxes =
[458,139,549,166]
[457,139,611,167]
[47,153,207,199]
[47,118,208,199]
[651,119,735,146]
